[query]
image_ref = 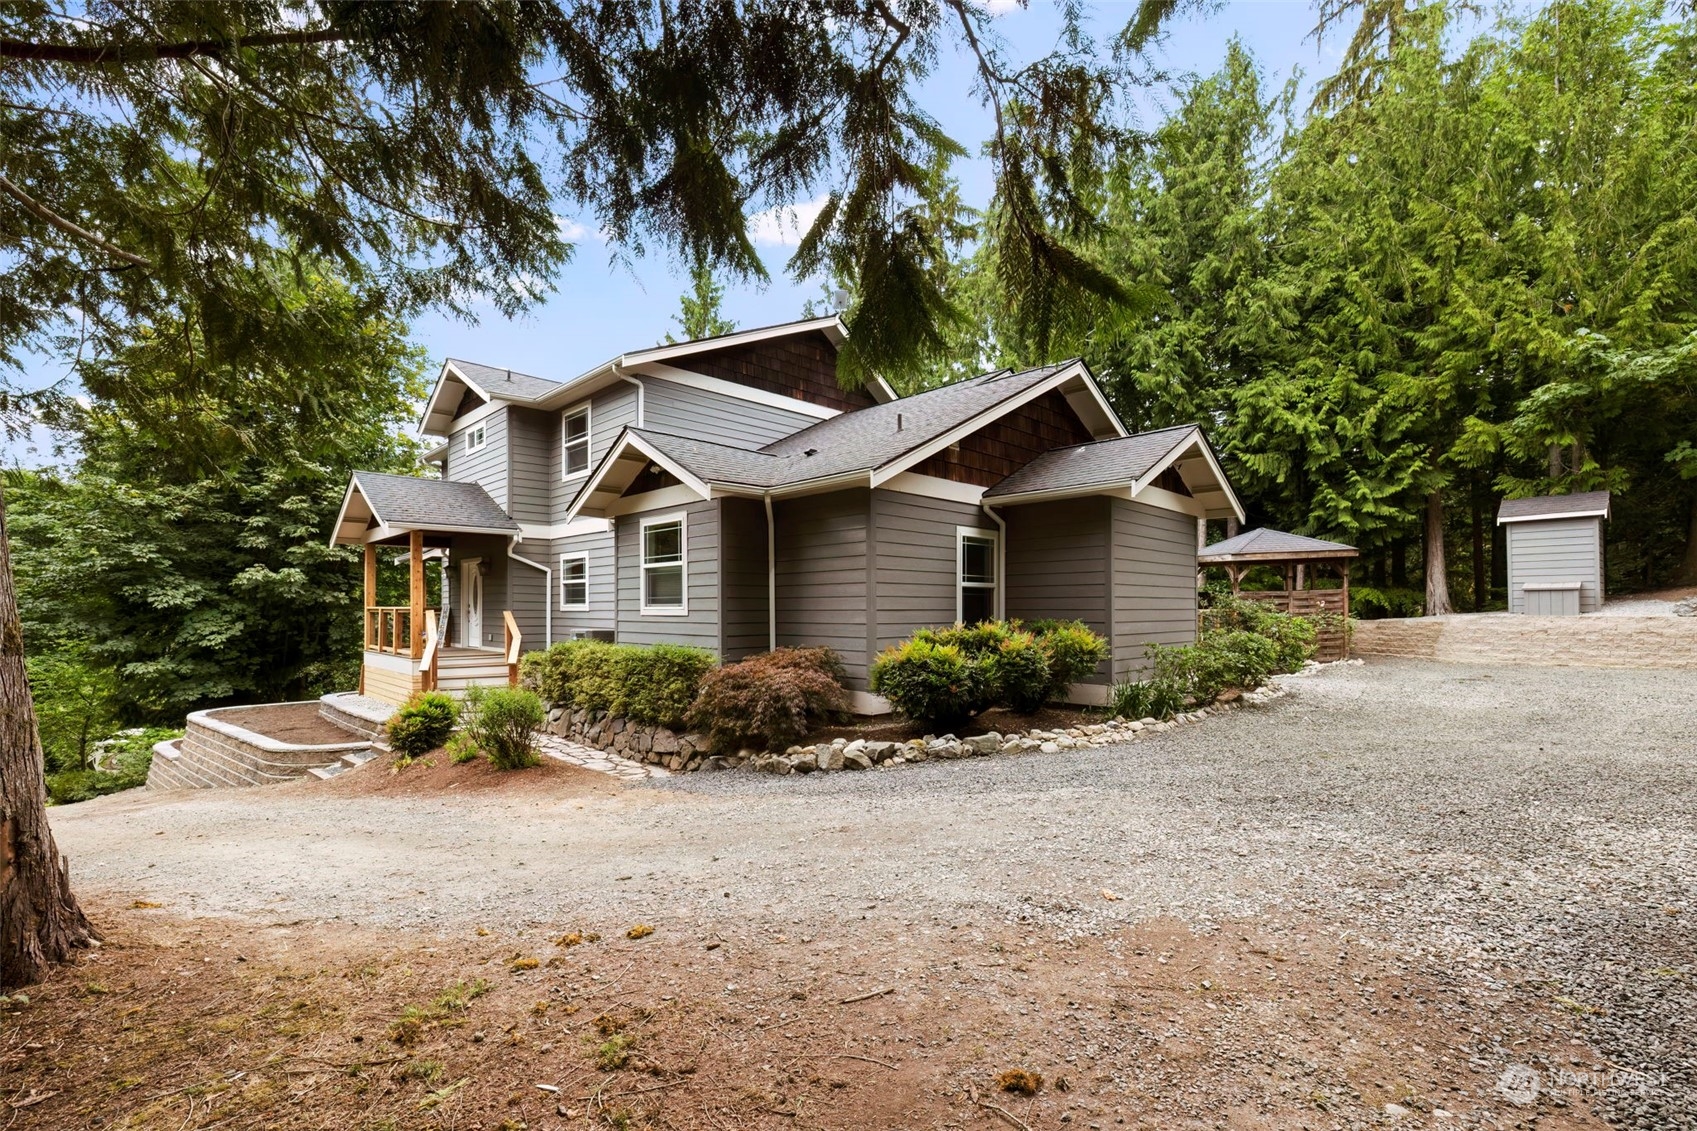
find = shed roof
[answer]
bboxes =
[330,471,519,546]
[1497,490,1611,524]
[1198,528,1358,563]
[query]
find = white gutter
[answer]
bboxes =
[981,501,1008,621]
[507,538,552,648]
[614,364,645,426]
[764,493,777,652]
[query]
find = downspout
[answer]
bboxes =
[764,493,777,652]
[981,501,1008,621]
[507,537,552,648]
[613,364,645,426]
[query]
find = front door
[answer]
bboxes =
[459,558,485,648]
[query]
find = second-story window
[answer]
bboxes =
[562,405,590,478]
[464,422,486,454]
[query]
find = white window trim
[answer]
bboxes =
[561,401,592,481]
[559,552,590,611]
[639,511,688,616]
[464,421,487,454]
[956,525,1000,624]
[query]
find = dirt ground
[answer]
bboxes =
[2,898,1602,1131]
[17,659,1694,1129]
[207,703,368,746]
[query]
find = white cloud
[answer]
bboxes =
[554,215,599,242]
[748,196,830,248]
[972,0,1022,16]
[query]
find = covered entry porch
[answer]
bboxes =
[332,471,528,705]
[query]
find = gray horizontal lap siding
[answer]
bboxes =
[644,376,819,450]
[555,529,617,637]
[1110,499,1199,680]
[718,498,770,661]
[505,407,554,524]
[614,499,720,652]
[505,542,552,652]
[870,490,987,656]
[1003,497,1112,685]
[1506,518,1603,613]
[775,490,871,687]
[442,404,509,511]
[554,384,639,523]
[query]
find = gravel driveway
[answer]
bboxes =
[52,658,1697,1128]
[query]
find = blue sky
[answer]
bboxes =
[410,1,1356,379]
[10,0,1372,463]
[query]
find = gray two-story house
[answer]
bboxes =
[330,316,1244,710]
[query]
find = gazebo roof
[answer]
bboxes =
[1198,527,1358,564]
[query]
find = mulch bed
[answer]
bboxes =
[801,704,1099,746]
[316,748,621,800]
[206,703,365,746]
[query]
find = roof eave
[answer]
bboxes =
[1497,509,1610,525]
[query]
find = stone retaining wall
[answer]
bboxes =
[146,703,371,790]
[1352,613,1697,669]
[545,706,711,772]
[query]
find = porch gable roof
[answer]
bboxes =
[330,471,520,547]
[982,425,1246,521]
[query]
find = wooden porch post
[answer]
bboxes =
[409,530,425,660]
[362,543,377,650]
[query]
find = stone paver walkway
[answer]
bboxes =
[534,733,666,782]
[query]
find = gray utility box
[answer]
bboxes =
[1522,581,1582,616]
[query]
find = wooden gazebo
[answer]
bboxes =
[1198,528,1359,660]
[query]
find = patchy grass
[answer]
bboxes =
[388,979,491,1046]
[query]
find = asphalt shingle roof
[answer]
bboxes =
[628,431,789,488]
[982,425,1198,499]
[1497,491,1611,522]
[445,358,561,403]
[354,471,519,532]
[1198,528,1357,561]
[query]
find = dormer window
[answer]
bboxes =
[464,422,486,453]
[562,404,591,479]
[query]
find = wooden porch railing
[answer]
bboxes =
[419,609,441,692]
[365,606,417,656]
[503,610,521,687]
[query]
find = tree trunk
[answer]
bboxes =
[1471,480,1486,612]
[1423,489,1454,616]
[0,482,97,990]
[1682,497,1697,586]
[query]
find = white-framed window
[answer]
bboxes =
[639,512,687,615]
[562,403,591,479]
[559,552,589,610]
[956,525,1000,625]
[464,422,486,453]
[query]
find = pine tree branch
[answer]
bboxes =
[0,27,349,64]
[0,173,152,268]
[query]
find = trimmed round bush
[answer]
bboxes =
[686,647,850,752]
[1027,619,1110,702]
[386,691,458,758]
[987,630,1051,714]
[462,686,545,770]
[869,638,988,730]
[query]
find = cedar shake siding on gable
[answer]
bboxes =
[774,490,872,686]
[1003,497,1113,686]
[1110,498,1199,679]
[911,390,1096,487]
[684,331,875,413]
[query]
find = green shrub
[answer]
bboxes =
[987,630,1051,714]
[1026,619,1110,701]
[45,727,179,804]
[869,638,988,730]
[386,691,458,758]
[518,640,714,728]
[686,647,850,752]
[460,686,545,770]
[1200,596,1316,673]
[1107,678,1187,721]
[1350,585,1424,620]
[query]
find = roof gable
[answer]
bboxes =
[330,471,519,546]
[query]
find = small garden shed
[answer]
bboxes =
[1497,491,1610,616]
